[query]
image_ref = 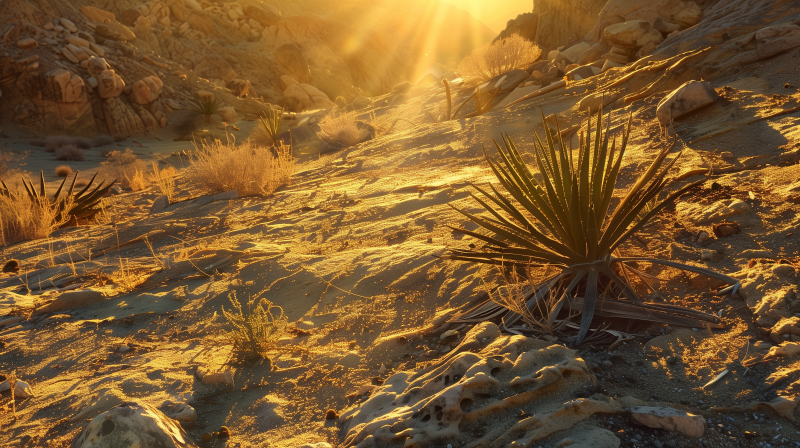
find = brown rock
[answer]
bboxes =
[17,38,37,49]
[274,43,312,84]
[656,80,718,125]
[227,79,250,98]
[87,57,109,77]
[119,9,142,27]
[97,69,125,99]
[193,54,237,83]
[60,18,78,33]
[60,47,79,64]
[80,6,115,24]
[712,221,740,237]
[96,21,136,42]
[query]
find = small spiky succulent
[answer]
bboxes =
[257,107,284,146]
[189,95,224,122]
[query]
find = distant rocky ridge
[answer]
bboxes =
[0,0,494,137]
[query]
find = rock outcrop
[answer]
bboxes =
[70,402,197,448]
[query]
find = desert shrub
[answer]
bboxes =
[45,136,73,153]
[317,111,362,148]
[72,137,92,150]
[150,162,176,202]
[92,135,115,147]
[0,193,70,246]
[29,139,45,147]
[222,291,287,364]
[457,34,542,84]
[189,138,293,196]
[101,148,141,189]
[113,134,127,142]
[55,145,85,161]
[253,107,284,147]
[127,167,148,191]
[55,165,72,177]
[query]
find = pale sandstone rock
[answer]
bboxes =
[96,21,136,41]
[60,18,78,33]
[80,5,115,24]
[193,54,237,82]
[677,198,750,225]
[70,403,197,448]
[0,380,34,398]
[604,20,663,47]
[87,57,109,77]
[631,406,705,438]
[562,42,592,63]
[771,317,800,344]
[274,43,312,84]
[656,80,718,125]
[98,69,125,99]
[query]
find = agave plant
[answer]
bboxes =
[444,109,740,344]
[257,107,283,146]
[189,95,224,123]
[1,170,115,224]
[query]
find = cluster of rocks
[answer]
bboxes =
[192,0,279,41]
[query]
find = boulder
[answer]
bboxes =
[273,43,312,84]
[227,79,250,98]
[280,75,298,90]
[17,38,37,49]
[284,83,335,112]
[562,42,592,63]
[193,55,237,83]
[150,195,169,213]
[97,70,125,99]
[70,402,197,448]
[0,379,34,398]
[130,76,163,105]
[215,106,239,122]
[604,20,663,47]
[577,43,609,64]
[631,406,705,438]
[656,80,718,125]
[60,18,78,33]
[80,5,115,24]
[96,21,136,41]
[659,0,702,28]
[159,401,196,423]
[119,9,142,27]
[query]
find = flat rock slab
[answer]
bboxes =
[630,406,706,438]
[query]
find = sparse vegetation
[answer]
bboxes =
[189,95,224,123]
[101,148,142,190]
[55,145,85,161]
[92,135,115,147]
[222,291,288,365]
[254,107,284,147]
[0,148,26,181]
[0,192,69,246]
[445,109,740,344]
[150,162,176,202]
[457,34,542,84]
[317,111,362,148]
[55,165,72,177]
[189,138,293,196]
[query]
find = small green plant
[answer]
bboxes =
[222,292,288,365]
[444,109,740,344]
[189,95,224,123]
[256,107,283,146]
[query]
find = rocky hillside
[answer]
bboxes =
[0,0,493,138]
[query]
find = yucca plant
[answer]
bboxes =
[222,291,288,365]
[189,95,224,123]
[257,107,283,146]
[1,170,115,224]
[444,109,741,344]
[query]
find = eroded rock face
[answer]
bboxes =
[193,54,237,83]
[341,322,624,448]
[274,43,312,84]
[70,402,196,448]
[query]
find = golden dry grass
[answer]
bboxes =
[457,34,542,84]
[0,194,71,246]
[317,111,362,148]
[54,165,72,178]
[189,138,293,196]
[101,148,145,190]
[150,162,177,202]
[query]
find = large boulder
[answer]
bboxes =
[193,55,236,83]
[70,402,197,448]
[80,6,115,24]
[95,21,136,42]
[586,0,703,43]
[604,20,663,48]
[274,43,312,84]
[284,83,335,112]
[86,57,109,77]
[656,80,718,125]
[495,0,607,51]
[97,70,125,99]
[129,76,163,105]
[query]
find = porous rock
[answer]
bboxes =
[70,402,197,448]
[341,322,627,447]
[656,80,718,125]
[631,406,705,438]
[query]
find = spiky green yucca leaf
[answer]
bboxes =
[189,96,224,122]
[257,107,283,146]
[444,109,741,344]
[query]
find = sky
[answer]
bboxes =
[437,0,532,32]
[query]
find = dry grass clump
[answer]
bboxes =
[0,193,70,246]
[0,149,24,181]
[101,148,144,190]
[222,291,288,365]
[458,34,542,84]
[317,111,362,148]
[150,162,176,201]
[189,138,293,196]
[55,145,85,161]
[679,318,749,379]
[55,165,72,177]
[92,135,115,147]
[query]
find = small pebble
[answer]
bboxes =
[118,344,130,353]
[218,426,231,438]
